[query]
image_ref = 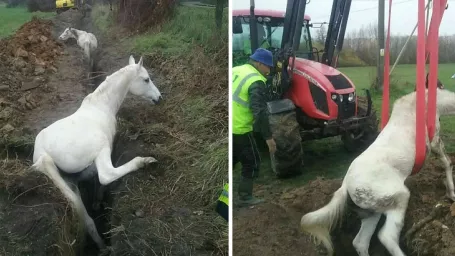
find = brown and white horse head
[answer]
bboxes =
[425,73,444,89]
[58,27,78,41]
[414,73,444,91]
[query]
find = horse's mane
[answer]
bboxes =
[84,65,136,104]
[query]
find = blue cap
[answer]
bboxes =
[249,48,273,67]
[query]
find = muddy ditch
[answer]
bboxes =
[0,11,117,256]
[233,156,455,256]
[1,6,227,256]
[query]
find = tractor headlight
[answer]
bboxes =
[348,92,355,102]
[331,94,337,100]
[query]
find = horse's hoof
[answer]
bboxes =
[143,157,158,164]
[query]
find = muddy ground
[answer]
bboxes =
[0,7,226,256]
[233,155,455,256]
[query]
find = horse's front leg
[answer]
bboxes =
[95,146,157,185]
[431,137,455,201]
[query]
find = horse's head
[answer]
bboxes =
[414,73,445,91]
[59,27,76,41]
[128,55,163,105]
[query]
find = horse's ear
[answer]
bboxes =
[129,55,135,65]
[138,56,143,67]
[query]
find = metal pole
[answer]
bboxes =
[377,0,385,90]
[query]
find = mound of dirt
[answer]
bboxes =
[0,14,87,256]
[0,17,65,139]
[234,157,455,256]
[5,17,62,71]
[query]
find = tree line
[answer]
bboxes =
[313,23,455,67]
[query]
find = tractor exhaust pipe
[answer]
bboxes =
[249,0,259,53]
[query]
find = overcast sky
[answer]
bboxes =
[232,0,455,36]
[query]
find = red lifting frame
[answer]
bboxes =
[381,0,447,175]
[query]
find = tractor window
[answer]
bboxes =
[232,17,312,59]
[267,22,312,58]
[232,22,268,54]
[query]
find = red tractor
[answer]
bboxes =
[232,0,378,178]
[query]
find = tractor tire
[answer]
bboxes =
[342,96,379,152]
[269,110,304,178]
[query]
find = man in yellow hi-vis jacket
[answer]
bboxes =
[232,48,276,206]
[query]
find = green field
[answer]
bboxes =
[233,63,455,192]
[0,4,55,38]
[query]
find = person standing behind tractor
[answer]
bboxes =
[232,48,276,206]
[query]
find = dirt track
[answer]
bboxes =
[233,154,455,256]
[0,7,227,256]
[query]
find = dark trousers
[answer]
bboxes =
[232,132,261,178]
[215,200,228,221]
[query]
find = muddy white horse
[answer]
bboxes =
[300,88,455,256]
[32,55,162,249]
[59,27,98,68]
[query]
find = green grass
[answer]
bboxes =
[131,6,228,56]
[0,4,55,38]
[234,63,455,193]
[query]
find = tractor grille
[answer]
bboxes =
[325,74,352,90]
[337,94,356,119]
[309,82,329,115]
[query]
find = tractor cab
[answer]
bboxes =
[232,9,315,62]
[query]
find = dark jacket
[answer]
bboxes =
[248,79,273,140]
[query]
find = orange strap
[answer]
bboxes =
[412,0,446,175]
[382,0,445,175]
[412,0,427,174]
[381,0,393,129]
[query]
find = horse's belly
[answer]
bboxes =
[39,124,108,173]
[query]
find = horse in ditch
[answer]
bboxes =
[58,27,98,70]
[32,55,162,249]
[300,88,455,256]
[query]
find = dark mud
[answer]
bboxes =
[234,158,455,256]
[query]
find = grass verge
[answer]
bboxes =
[0,4,55,38]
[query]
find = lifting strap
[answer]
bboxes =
[380,0,393,129]
[382,0,446,175]
[413,0,428,174]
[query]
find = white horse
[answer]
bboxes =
[300,88,455,256]
[59,27,98,68]
[32,55,162,249]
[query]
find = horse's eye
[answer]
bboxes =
[144,78,149,83]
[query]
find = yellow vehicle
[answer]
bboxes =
[56,0,76,14]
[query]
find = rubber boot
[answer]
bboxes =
[237,177,264,206]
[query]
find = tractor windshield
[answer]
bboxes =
[232,16,313,60]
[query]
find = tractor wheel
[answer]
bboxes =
[268,110,304,178]
[342,96,379,152]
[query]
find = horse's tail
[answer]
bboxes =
[300,182,348,256]
[32,154,86,220]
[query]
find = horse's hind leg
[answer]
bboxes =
[353,213,381,256]
[431,137,455,200]
[377,190,410,256]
